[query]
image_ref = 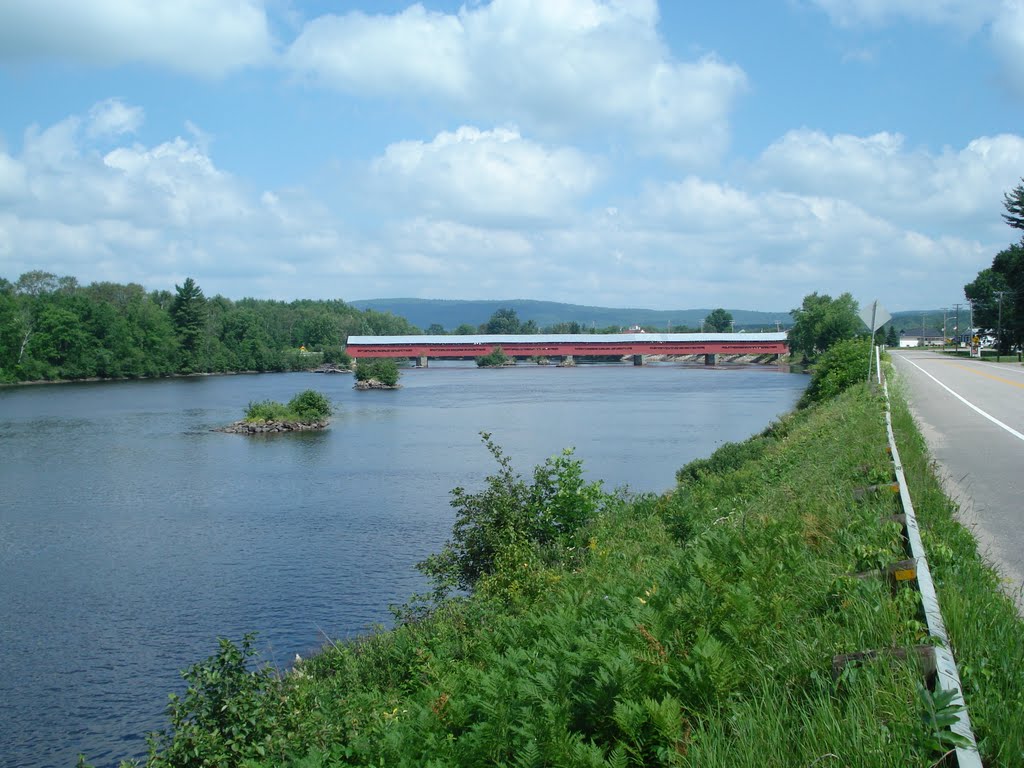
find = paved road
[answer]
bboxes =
[891,349,1024,610]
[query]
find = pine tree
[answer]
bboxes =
[1002,179,1024,231]
[171,277,207,373]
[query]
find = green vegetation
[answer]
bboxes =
[114,371,1022,768]
[244,390,333,424]
[702,307,732,332]
[788,291,862,361]
[964,178,1024,352]
[354,358,400,387]
[475,346,511,367]
[0,271,418,383]
[799,337,872,407]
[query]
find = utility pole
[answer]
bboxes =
[996,291,1006,356]
[953,303,962,349]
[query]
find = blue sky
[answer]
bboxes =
[2,0,1023,312]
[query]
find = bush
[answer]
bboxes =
[355,358,400,386]
[476,346,511,367]
[418,433,607,595]
[287,389,332,421]
[799,337,872,407]
[244,390,332,423]
[676,436,771,485]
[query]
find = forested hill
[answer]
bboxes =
[0,272,418,383]
[350,298,792,331]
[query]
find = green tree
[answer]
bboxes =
[355,358,400,386]
[885,325,899,347]
[171,277,207,373]
[704,308,733,332]
[788,292,861,361]
[1002,178,1024,231]
[454,323,477,335]
[484,308,522,334]
[426,323,447,335]
[964,267,1011,336]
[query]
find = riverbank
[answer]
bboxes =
[131,382,1023,767]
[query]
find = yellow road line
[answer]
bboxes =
[938,361,1024,389]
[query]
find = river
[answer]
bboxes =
[0,362,805,767]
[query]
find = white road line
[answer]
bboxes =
[899,355,1024,443]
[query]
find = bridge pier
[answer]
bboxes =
[632,354,645,366]
[704,353,717,366]
[418,355,428,368]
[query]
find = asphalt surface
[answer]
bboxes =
[890,349,1024,611]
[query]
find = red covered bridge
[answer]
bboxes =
[346,332,788,366]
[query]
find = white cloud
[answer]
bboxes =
[0,100,1015,312]
[0,0,274,76]
[286,0,747,164]
[285,4,468,96]
[370,126,599,224]
[86,99,144,139]
[991,1,1024,95]
[754,128,1024,235]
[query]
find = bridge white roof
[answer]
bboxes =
[348,332,788,345]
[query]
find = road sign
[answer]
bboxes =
[860,300,891,385]
[859,300,891,333]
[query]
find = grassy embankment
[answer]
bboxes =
[129,380,1023,767]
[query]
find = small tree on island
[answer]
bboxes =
[244,389,332,423]
[476,346,511,367]
[355,358,400,386]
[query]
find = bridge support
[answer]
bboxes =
[632,354,645,366]
[704,353,717,366]
[418,355,428,368]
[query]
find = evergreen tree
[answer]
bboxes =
[171,277,207,373]
[885,325,899,347]
[1002,179,1024,231]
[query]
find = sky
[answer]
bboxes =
[2,1,1024,313]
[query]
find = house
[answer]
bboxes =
[898,329,945,347]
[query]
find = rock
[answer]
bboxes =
[353,378,401,390]
[312,364,353,374]
[213,419,329,434]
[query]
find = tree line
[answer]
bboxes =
[964,181,1024,352]
[0,272,418,383]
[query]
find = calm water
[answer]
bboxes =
[0,362,806,767]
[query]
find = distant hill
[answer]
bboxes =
[889,309,966,336]
[349,298,793,331]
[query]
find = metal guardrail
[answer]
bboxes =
[880,348,982,767]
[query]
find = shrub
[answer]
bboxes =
[287,389,332,421]
[243,390,332,423]
[799,337,872,407]
[676,436,771,485]
[244,399,291,422]
[418,433,606,595]
[355,358,400,386]
[476,346,511,367]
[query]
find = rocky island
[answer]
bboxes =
[214,389,333,434]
